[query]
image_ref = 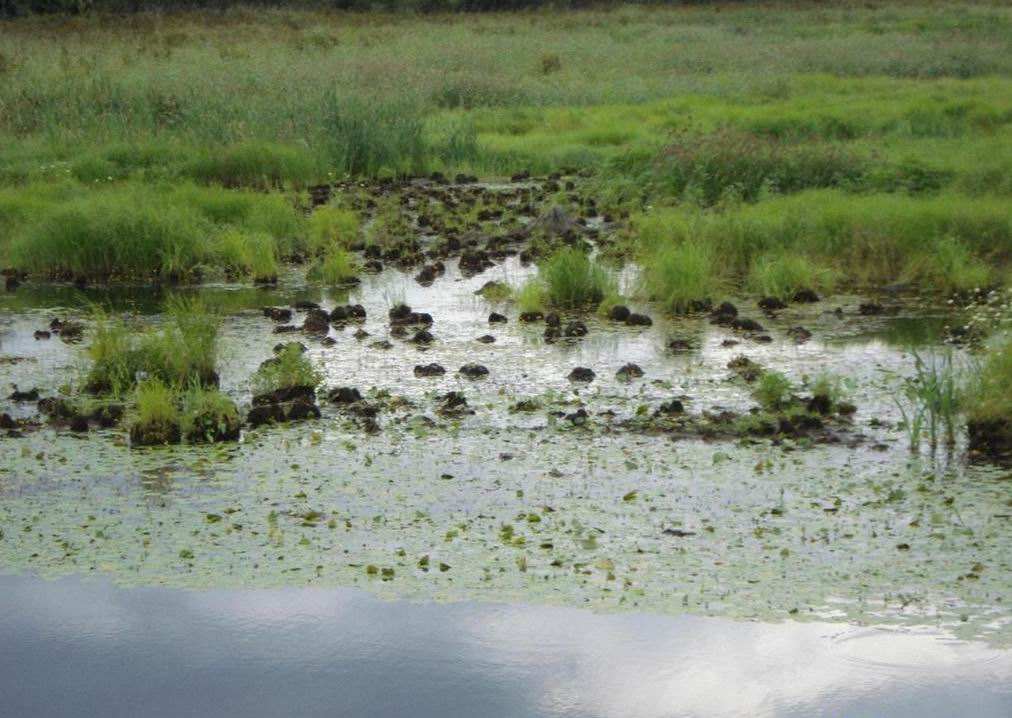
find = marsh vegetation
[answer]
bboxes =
[1,0,1011,656]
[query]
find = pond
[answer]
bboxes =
[1,572,1011,718]
[2,205,1011,715]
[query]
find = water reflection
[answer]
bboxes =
[1,573,1009,718]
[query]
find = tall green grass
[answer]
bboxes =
[635,191,1010,298]
[538,248,614,309]
[639,239,722,314]
[5,182,305,280]
[86,297,219,394]
[966,339,1012,425]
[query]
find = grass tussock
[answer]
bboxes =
[129,378,182,446]
[180,383,242,443]
[308,247,358,286]
[86,297,219,395]
[966,339,1012,424]
[639,239,722,314]
[307,204,361,255]
[252,344,323,395]
[535,247,614,310]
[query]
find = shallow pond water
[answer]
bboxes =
[2,252,1011,713]
[1,572,1010,718]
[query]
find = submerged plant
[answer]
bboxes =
[894,350,963,452]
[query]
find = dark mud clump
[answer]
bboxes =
[302,308,330,334]
[263,306,293,322]
[616,363,644,380]
[488,312,508,324]
[248,386,320,427]
[710,302,739,326]
[476,335,496,344]
[410,328,435,345]
[327,387,363,405]
[459,249,494,277]
[793,289,820,303]
[7,385,39,402]
[437,391,473,417]
[967,419,1012,461]
[185,408,241,444]
[728,355,763,382]
[788,326,813,344]
[625,313,652,327]
[731,317,765,333]
[758,297,787,312]
[389,303,433,327]
[656,399,684,416]
[568,367,595,382]
[330,304,366,323]
[608,305,631,322]
[414,363,446,378]
[667,338,695,352]
[458,363,489,379]
[564,321,588,338]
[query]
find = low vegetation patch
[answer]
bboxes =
[4,182,305,281]
[86,298,218,395]
[635,191,1010,302]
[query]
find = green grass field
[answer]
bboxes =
[1,1,1010,290]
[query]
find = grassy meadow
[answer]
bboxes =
[0,1,1010,291]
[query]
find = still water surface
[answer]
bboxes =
[1,572,1009,718]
